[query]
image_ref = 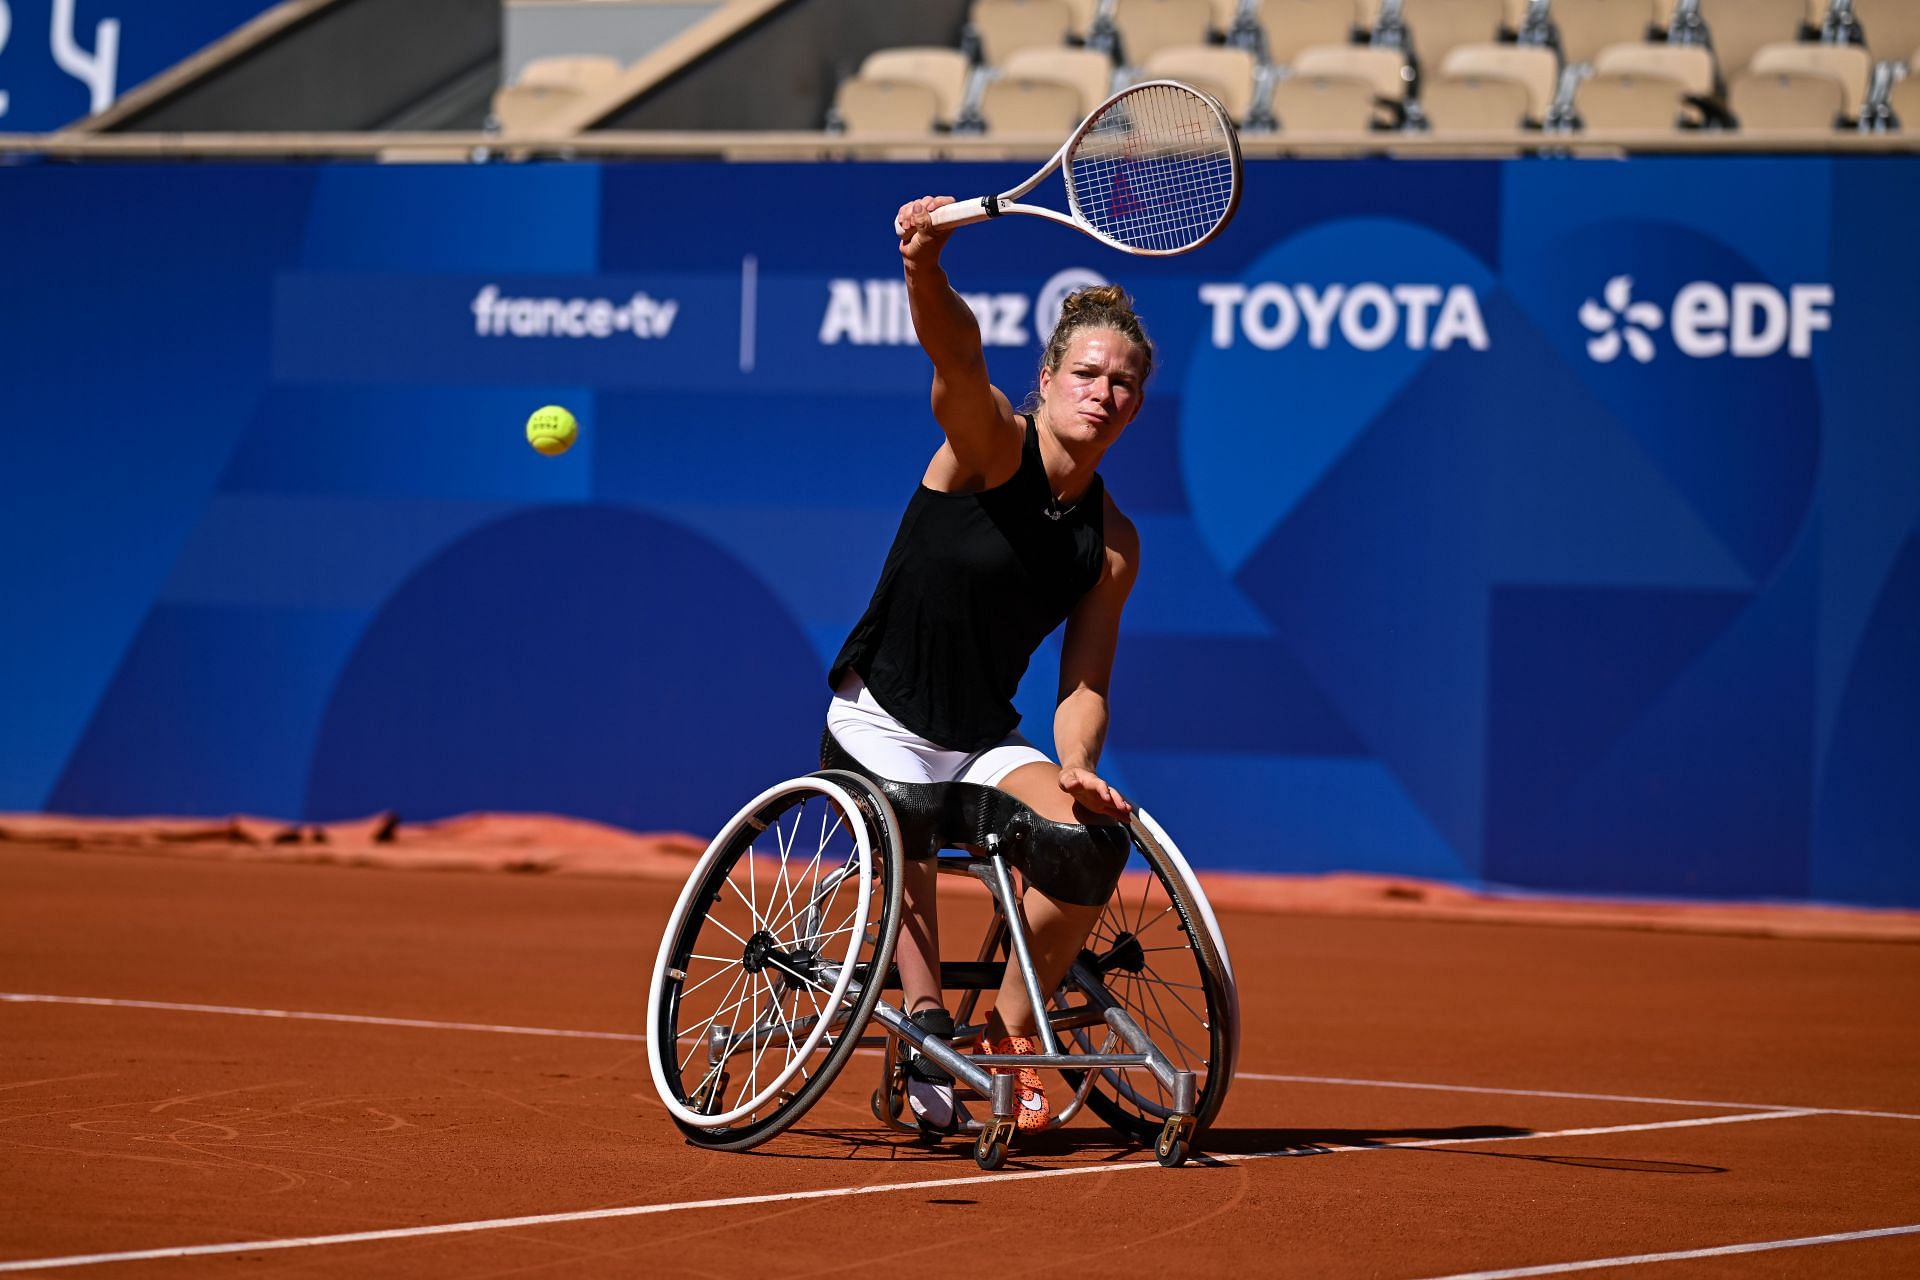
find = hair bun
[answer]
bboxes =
[1058,284,1132,322]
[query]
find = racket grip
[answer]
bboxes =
[928,196,998,229]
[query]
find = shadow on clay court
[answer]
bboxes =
[744,1123,1586,1168]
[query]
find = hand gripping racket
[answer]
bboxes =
[930,79,1243,256]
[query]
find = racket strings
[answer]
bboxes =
[1066,83,1239,254]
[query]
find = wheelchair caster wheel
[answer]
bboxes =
[871,1088,903,1124]
[1155,1116,1193,1168]
[974,1120,1014,1170]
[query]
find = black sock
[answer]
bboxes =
[904,1008,955,1084]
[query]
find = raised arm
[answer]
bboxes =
[896,196,1021,488]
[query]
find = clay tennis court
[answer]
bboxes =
[4,820,1918,1277]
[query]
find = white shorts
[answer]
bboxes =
[826,675,1051,787]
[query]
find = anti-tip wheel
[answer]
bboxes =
[973,1123,1012,1171]
[1155,1118,1192,1168]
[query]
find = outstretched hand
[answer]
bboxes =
[1058,766,1132,820]
[895,195,956,263]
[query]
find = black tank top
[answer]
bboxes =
[829,416,1108,752]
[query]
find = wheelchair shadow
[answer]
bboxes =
[1141,1127,1723,1175]
[759,1124,1724,1177]
[754,1123,1530,1167]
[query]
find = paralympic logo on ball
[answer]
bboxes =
[1579,274,1834,364]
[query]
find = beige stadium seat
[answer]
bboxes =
[1423,72,1533,130]
[858,47,973,125]
[516,56,622,91]
[1206,0,1247,34]
[1890,72,1920,125]
[1269,72,1381,130]
[1254,0,1360,67]
[1853,1,1920,66]
[1750,41,1871,118]
[492,56,623,132]
[1728,67,1846,130]
[1575,69,1688,130]
[1550,0,1657,66]
[979,75,1087,132]
[1144,45,1261,120]
[1594,41,1716,97]
[1062,0,1103,37]
[972,0,1076,67]
[1113,0,1216,66]
[1693,0,1808,78]
[1441,42,1559,120]
[1002,46,1116,114]
[833,78,943,135]
[1400,0,1508,70]
[1294,43,1413,98]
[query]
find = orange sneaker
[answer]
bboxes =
[980,1034,1051,1132]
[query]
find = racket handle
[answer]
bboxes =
[928,196,999,230]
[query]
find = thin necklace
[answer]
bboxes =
[1037,417,1084,521]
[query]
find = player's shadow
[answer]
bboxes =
[1189,1128,1724,1174]
[756,1124,1726,1178]
[756,1123,1544,1168]
[1178,1124,1535,1156]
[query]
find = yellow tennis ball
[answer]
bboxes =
[526,405,578,456]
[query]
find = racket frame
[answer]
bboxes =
[928,79,1243,257]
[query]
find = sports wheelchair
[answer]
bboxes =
[645,733,1238,1170]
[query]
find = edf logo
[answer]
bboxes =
[1581,275,1833,364]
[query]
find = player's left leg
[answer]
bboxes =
[964,758,1112,1128]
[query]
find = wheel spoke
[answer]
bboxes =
[770,800,836,937]
[678,960,745,1001]
[704,914,752,949]
[1134,972,1206,1068]
[1135,956,1209,1020]
[770,809,797,940]
[746,822,758,925]
[746,974,785,1100]
[678,969,749,1074]
[718,872,766,932]
[1133,901,1177,937]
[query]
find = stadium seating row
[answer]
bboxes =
[815,0,1920,138]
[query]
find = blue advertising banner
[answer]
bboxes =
[0,0,275,130]
[1,157,1916,907]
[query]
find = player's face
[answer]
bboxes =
[1041,328,1147,446]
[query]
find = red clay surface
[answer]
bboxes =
[4,836,1919,1277]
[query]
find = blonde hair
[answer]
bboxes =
[1023,285,1154,411]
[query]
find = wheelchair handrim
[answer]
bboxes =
[645,776,874,1128]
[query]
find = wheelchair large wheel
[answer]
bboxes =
[1061,807,1239,1142]
[646,771,903,1151]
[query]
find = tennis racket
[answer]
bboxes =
[929,79,1243,257]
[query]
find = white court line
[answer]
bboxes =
[10,992,1920,1121]
[1240,1072,1920,1123]
[0,994,646,1043]
[1414,1222,1920,1279]
[0,1109,1819,1273]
